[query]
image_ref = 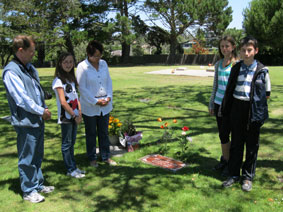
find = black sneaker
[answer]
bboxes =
[214,156,227,170]
[222,177,239,188]
[242,180,252,192]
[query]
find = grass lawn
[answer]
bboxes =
[0,65,282,212]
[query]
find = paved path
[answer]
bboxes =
[146,67,214,77]
[108,146,128,157]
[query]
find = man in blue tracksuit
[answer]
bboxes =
[2,35,54,203]
[221,36,271,191]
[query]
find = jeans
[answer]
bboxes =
[14,125,44,194]
[61,123,77,173]
[82,113,110,161]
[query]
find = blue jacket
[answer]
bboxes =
[221,60,270,126]
[2,60,46,127]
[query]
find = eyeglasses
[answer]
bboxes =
[90,54,102,59]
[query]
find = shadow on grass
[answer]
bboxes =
[0,120,18,149]
[0,177,22,197]
[0,80,12,117]
[23,151,279,211]
[0,152,281,210]
[257,159,283,173]
[0,75,282,210]
[40,153,220,211]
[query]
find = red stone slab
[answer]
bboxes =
[140,154,186,172]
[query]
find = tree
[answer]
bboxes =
[0,2,14,67]
[223,28,245,48]
[0,0,83,65]
[78,0,111,43]
[146,26,169,55]
[0,0,111,65]
[109,0,140,63]
[0,24,13,68]
[145,0,232,63]
[0,0,48,65]
[243,0,283,56]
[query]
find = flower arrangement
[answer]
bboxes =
[120,117,142,151]
[108,115,122,136]
[121,118,137,136]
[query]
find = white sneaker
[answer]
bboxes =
[75,168,86,174]
[103,158,117,166]
[67,170,85,178]
[38,185,55,193]
[23,192,45,203]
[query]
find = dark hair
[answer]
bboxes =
[54,52,78,87]
[86,40,103,56]
[13,35,35,53]
[240,36,258,49]
[218,35,237,60]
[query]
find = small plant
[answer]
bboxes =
[158,118,178,154]
[175,126,192,161]
[160,122,173,143]
[108,115,122,136]
[120,117,137,136]
[157,118,193,158]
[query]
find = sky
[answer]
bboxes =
[227,0,252,29]
[0,1,252,30]
[136,0,253,30]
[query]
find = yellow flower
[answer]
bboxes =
[157,118,162,122]
[108,115,122,136]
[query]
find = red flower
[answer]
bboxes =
[160,125,164,129]
[182,126,189,131]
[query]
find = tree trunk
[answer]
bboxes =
[37,42,45,67]
[120,0,130,63]
[155,45,162,55]
[168,36,177,64]
[64,33,76,63]
[5,54,12,67]
[121,42,130,63]
[1,56,4,68]
[1,54,12,68]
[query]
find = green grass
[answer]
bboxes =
[0,65,282,212]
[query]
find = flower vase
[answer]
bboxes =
[109,135,119,146]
